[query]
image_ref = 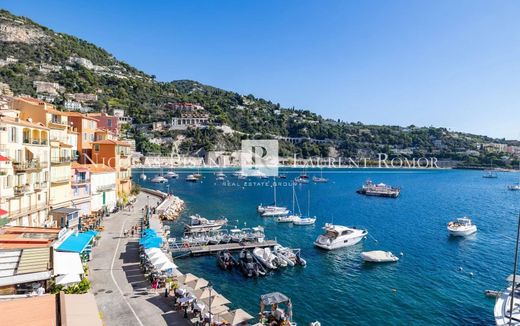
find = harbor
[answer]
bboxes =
[171,240,279,256]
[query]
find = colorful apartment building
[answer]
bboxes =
[91,140,132,199]
[65,112,98,162]
[87,164,117,213]
[71,163,91,218]
[88,112,119,135]
[0,108,51,227]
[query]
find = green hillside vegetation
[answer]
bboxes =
[0,9,518,168]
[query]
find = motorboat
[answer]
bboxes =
[215,170,226,178]
[151,175,167,183]
[185,174,198,182]
[219,230,231,243]
[253,247,279,269]
[273,245,306,267]
[447,217,477,236]
[509,184,520,191]
[230,229,244,243]
[238,249,266,277]
[165,170,178,179]
[216,175,226,181]
[278,174,287,179]
[139,168,147,181]
[357,180,400,198]
[261,208,290,217]
[314,223,368,250]
[361,250,399,263]
[184,215,227,233]
[483,170,498,178]
[292,216,316,225]
[294,176,309,184]
[217,250,237,270]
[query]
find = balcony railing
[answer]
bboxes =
[13,160,42,172]
[51,176,71,185]
[51,157,72,165]
[14,185,31,196]
[33,182,46,191]
[8,203,48,218]
[22,138,49,145]
[72,177,90,185]
[96,184,116,193]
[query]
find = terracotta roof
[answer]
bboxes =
[59,142,73,148]
[84,163,116,173]
[92,139,131,146]
[65,111,99,121]
[18,97,64,115]
[0,116,49,129]
[0,295,56,326]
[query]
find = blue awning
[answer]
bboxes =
[57,231,97,253]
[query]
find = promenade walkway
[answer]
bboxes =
[89,193,188,326]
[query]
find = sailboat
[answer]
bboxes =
[193,166,202,179]
[294,166,309,184]
[139,168,147,181]
[277,184,300,223]
[312,168,328,183]
[509,162,520,191]
[293,190,316,225]
[216,169,226,181]
[258,181,289,217]
[483,159,498,178]
[165,167,178,179]
[151,168,167,183]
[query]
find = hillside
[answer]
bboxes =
[0,9,518,167]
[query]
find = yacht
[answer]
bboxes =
[361,250,399,263]
[184,214,228,233]
[447,217,477,236]
[314,223,368,250]
[509,184,520,191]
[277,215,298,223]
[165,170,179,179]
[151,175,167,183]
[312,169,328,183]
[185,174,198,182]
[357,180,400,198]
[292,216,316,225]
[257,181,288,216]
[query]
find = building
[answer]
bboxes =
[152,121,167,131]
[65,112,98,163]
[170,111,209,130]
[87,164,117,213]
[33,81,64,95]
[49,139,73,212]
[71,163,91,220]
[0,110,51,227]
[113,108,132,125]
[64,100,82,111]
[170,102,205,111]
[91,140,132,198]
[88,112,119,135]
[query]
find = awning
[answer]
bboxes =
[56,273,81,285]
[57,231,97,253]
[220,309,254,325]
[0,155,9,162]
[51,207,81,216]
[53,251,84,275]
[0,270,52,287]
[0,208,8,216]
[16,247,50,274]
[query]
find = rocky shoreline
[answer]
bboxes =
[141,188,185,221]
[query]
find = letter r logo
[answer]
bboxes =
[241,140,278,177]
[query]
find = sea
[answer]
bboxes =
[134,168,520,325]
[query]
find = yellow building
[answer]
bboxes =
[91,140,132,200]
[0,107,51,227]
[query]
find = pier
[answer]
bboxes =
[171,240,279,257]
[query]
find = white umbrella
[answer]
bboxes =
[193,288,219,300]
[185,278,209,290]
[176,273,198,284]
[208,304,229,315]
[158,261,177,271]
[202,295,231,309]
[220,309,254,325]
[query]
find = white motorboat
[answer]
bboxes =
[216,175,225,181]
[230,229,244,243]
[292,216,316,225]
[151,175,167,183]
[184,214,227,233]
[251,226,265,243]
[165,170,178,179]
[252,247,278,269]
[215,170,226,178]
[361,250,399,263]
[273,245,306,267]
[357,180,400,198]
[509,184,520,191]
[261,208,290,217]
[314,223,368,250]
[447,217,477,236]
[185,174,198,182]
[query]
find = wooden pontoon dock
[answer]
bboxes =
[171,240,278,257]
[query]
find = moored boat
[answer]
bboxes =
[357,180,400,198]
[184,214,228,233]
[238,249,266,277]
[361,250,399,263]
[314,223,368,250]
[292,216,316,225]
[151,175,167,183]
[217,250,237,270]
[252,247,279,269]
[447,217,477,237]
[185,174,198,182]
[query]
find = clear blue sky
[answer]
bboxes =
[2,0,519,139]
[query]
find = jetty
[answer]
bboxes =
[171,240,279,257]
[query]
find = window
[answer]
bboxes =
[9,127,17,143]
[82,120,87,128]
[83,133,87,141]
[107,119,112,127]
[94,144,100,152]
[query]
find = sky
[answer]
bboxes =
[1,0,520,139]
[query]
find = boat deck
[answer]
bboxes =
[171,240,278,257]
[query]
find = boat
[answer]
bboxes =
[238,249,266,277]
[252,247,279,269]
[294,176,309,184]
[312,169,328,183]
[139,168,147,181]
[484,289,500,298]
[277,215,298,223]
[258,292,300,325]
[193,167,202,179]
[251,226,265,243]
[447,217,477,236]
[361,250,399,263]
[509,184,520,191]
[216,175,226,181]
[314,223,368,250]
[258,182,288,216]
[184,215,228,233]
[483,170,498,178]
[151,175,167,183]
[278,184,301,223]
[230,229,244,243]
[292,216,316,225]
[220,230,231,243]
[273,245,306,267]
[217,250,237,270]
[215,170,226,178]
[185,174,198,182]
[165,169,178,179]
[278,174,287,179]
[356,180,400,198]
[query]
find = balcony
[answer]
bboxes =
[33,181,46,192]
[14,185,31,196]
[8,203,48,219]
[13,160,42,172]
[71,177,90,185]
[96,184,116,193]
[119,151,129,158]
[51,176,71,185]
[50,156,72,166]
[22,138,49,146]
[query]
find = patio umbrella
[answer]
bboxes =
[176,273,198,284]
[208,304,229,315]
[220,309,254,326]
[202,294,231,309]
[144,247,162,257]
[185,278,209,290]
[193,288,219,300]
[157,260,177,271]
[56,273,82,285]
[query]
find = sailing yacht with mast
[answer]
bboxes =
[483,159,498,178]
[293,190,316,225]
[312,168,328,183]
[139,167,147,181]
[277,184,300,223]
[258,181,289,217]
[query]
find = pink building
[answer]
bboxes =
[71,163,91,222]
[88,112,119,135]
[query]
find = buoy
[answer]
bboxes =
[400,252,404,256]
[392,288,397,293]
[459,267,463,271]
[469,272,474,277]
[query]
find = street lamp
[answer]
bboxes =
[204,281,213,323]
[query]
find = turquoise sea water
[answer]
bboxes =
[134,168,520,325]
